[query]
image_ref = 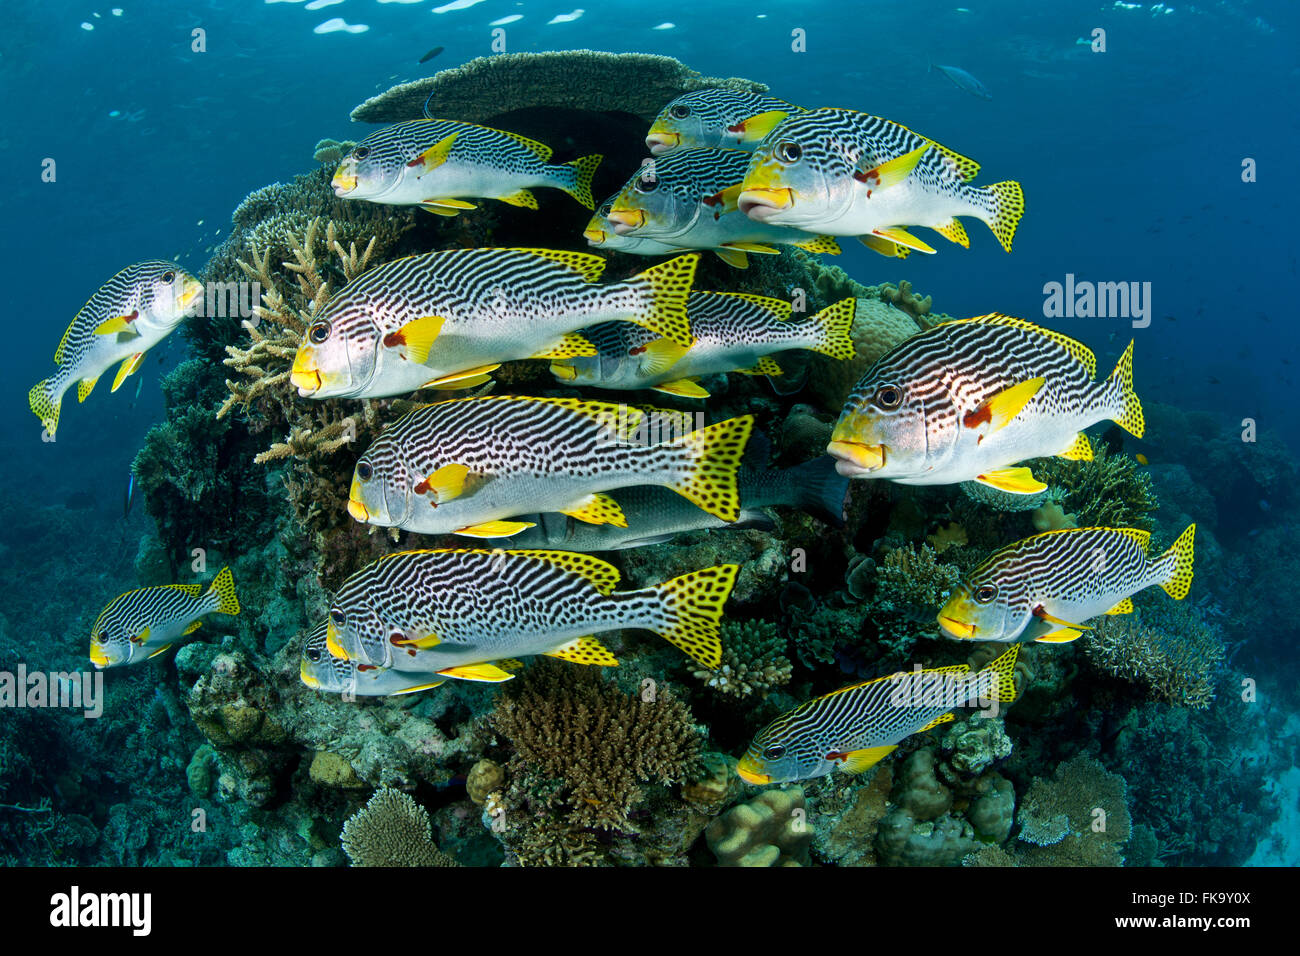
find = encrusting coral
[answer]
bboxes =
[340,787,460,867]
[1015,755,1132,866]
[705,786,811,866]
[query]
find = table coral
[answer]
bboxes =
[706,787,811,866]
[340,787,460,867]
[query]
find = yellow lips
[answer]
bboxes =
[178,277,204,311]
[827,440,885,471]
[736,186,793,212]
[937,615,976,640]
[332,165,358,194]
[736,759,771,785]
[582,226,607,244]
[290,348,322,393]
[606,206,646,230]
[88,643,110,669]
[299,658,320,689]
[645,130,680,154]
[325,621,350,661]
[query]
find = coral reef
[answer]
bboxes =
[705,787,811,866]
[692,619,792,698]
[1033,440,1157,530]
[340,787,460,867]
[1015,755,1131,866]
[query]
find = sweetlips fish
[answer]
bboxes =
[89,567,240,669]
[323,548,739,671]
[331,118,602,213]
[828,314,1144,495]
[937,524,1196,644]
[737,108,1024,256]
[607,147,844,269]
[737,645,1019,784]
[29,261,201,437]
[550,293,856,398]
[583,195,682,256]
[646,88,804,154]
[300,621,523,694]
[347,395,755,537]
[507,451,851,551]
[290,248,699,399]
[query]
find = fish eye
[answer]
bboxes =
[670,104,690,119]
[599,202,613,217]
[776,141,802,164]
[162,270,176,283]
[762,745,786,761]
[309,322,330,344]
[306,646,321,662]
[356,462,373,481]
[974,584,999,604]
[330,608,346,627]
[635,174,659,194]
[352,146,370,160]
[873,384,904,409]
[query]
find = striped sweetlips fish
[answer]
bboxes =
[331,118,602,214]
[738,108,1024,256]
[29,261,201,437]
[828,314,1144,495]
[550,293,856,398]
[299,620,521,694]
[607,147,843,269]
[646,88,804,155]
[323,548,739,672]
[583,195,682,256]
[89,567,240,668]
[737,645,1020,784]
[289,247,699,399]
[346,395,754,537]
[938,524,1196,644]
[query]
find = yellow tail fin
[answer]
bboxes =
[982,644,1020,703]
[206,566,241,616]
[669,415,754,522]
[982,180,1025,253]
[1107,339,1144,437]
[649,564,739,668]
[28,379,61,437]
[808,298,857,360]
[558,153,602,210]
[1157,523,1196,600]
[621,254,699,347]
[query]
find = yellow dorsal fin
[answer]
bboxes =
[966,377,1045,433]
[1059,432,1094,461]
[561,493,628,528]
[546,635,620,667]
[653,378,710,399]
[385,315,445,365]
[422,364,500,389]
[930,217,970,248]
[865,115,981,180]
[436,663,516,682]
[415,462,468,502]
[504,248,606,282]
[530,332,597,360]
[1104,598,1134,615]
[975,467,1047,495]
[837,745,897,774]
[713,247,749,269]
[871,226,937,254]
[407,132,459,172]
[110,353,145,393]
[958,314,1097,377]
[697,291,793,319]
[432,395,647,440]
[498,189,538,209]
[495,128,553,161]
[791,235,842,255]
[77,377,99,403]
[1115,528,1152,549]
[452,520,536,538]
[509,551,621,593]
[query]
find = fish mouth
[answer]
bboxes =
[827,440,885,476]
[88,643,112,669]
[290,349,323,395]
[299,659,321,689]
[582,226,608,245]
[938,615,977,640]
[645,131,679,155]
[606,207,646,235]
[737,187,792,220]
[736,761,771,786]
[177,277,204,312]
[332,166,358,195]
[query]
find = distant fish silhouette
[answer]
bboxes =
[419,45,445,64]
[930,63,991,99]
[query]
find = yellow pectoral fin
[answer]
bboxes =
[182,620,204,636]
[857,234,911,258]
[408,132,459,173]
[713,247,749,269]
[77,377,99,403]
[1035,609,1093,630]
[93,314,139,336]
[530,333,596,360]
[146,644,174,660]
[871,226,937,254]
[636,337,689,375]
[400,633,443,650]
[1058,432,1094,461]
[453,520,537,538]
[545,635,619,667]
[706,183,744,215]
[132,626,152,646]
[111,353,145,393]
[652,378,710,399]
[735,109,789,142]
[858,144,928,190]
[967,377,1045,434]
[1036,629,1084,643]
[387,315,445,365]
[838,745,897,774]
[550,362,578,381]
[974,467,1048,495]
[417,462,469,502]
[561,493,628,528]
[1105,598,1134,615]
[422,364,501,389]
[436,663,516,683]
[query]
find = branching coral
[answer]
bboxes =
[340,787,460,867]
[1084,599,1225,709]
[692,619,792,698]
[1016,755,1131,866]
[1032,440,1157,530]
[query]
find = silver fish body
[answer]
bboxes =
[646,89,803,154]
[90,567,240,668]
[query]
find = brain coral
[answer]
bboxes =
[808,297,923,413]
[706,787,811,866]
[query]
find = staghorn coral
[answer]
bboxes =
[1016,755,1131,866]
[340,787,460,867]
[706,787,811,866]
[1084,598,1225,709]
[692,619,792,698]
[960,480,1052,512]
[1032,440,1157,530]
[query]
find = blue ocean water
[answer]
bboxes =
[1,0,1297,869]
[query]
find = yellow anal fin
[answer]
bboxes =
[530,333,596,360]
[499,189,538,209]
[917,712,956,734]
[383,314,445,365]
[436,663,516,682]
[146,644,174,660]
[871,226,937,254]
[931,217,970,248]
[1105,598,1134,615]
[561,493,627,527]
[77,377,99,403]
[965,377,1045,434]
[509,551,621,593]
[546,635,619,667]
[414,462,468,503]
[722,241,780,255]
[407,132,459,172]
[514,248,607,282]
[713,247,749,269]
[498,128,553,161]
[791,235,842,255]
[390,680,447,696]
[182,620,203,636]
[423,364,500,389]
[1036,629,1083,643]
[652,378,710,399]
[837,745,897,774]
[1059,432,1094,461]
[974,467,1047,495]
[93,313,139,336]
[453,520,536,538]
[737,356,784,376]
[856,144,927,191]
[857,234,911,258]
[111,353,145,393]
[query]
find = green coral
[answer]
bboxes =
[1033,440,1157,530]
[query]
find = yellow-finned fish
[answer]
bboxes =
[29,261,200,437]
[737,646,1019,784]
[89,567,240,668]
[646,89,803,155]
[828,314,1144,495]
[938,525,1196,644]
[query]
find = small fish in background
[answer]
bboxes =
[89,567,241,668]
[646,88,804,154]
[324,548,739,673]
[123,471,137,518]
[28,261,201,437]
[331,118,602,214]
[418,45,445,64]
[737,646,1020,784]
[828,315,1144,495]
[930,63,992,100]
[1135,453,1149,465]
[937,524,1196,643]
[130,374,145,406]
